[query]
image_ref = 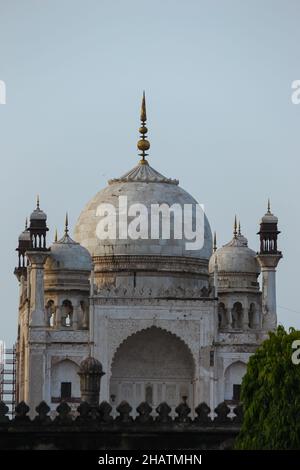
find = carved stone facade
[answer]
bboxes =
[14,153,281,416]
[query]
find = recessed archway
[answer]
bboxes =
[51,359,80,403]
[224,361,247,402]
[110,326,195,413]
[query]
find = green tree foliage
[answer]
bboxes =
[236,326,300,449]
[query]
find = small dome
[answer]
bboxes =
[46,233,92,271]
[209,233,260,275]
[261,211,278,224]
[260,201,278,224]
[29,197,47,221]
[79,356,104,375]
[18,229,30,242]
[30,207,47,221]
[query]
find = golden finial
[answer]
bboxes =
[54,228,58,243]
[238,220,241,236]
[36,194,40,209]
[213,231,217,252]
[140,90,147,122]
[267,198,271,214]
[233,215,238,238]
[137,91,150,164]
[65,212,69,235]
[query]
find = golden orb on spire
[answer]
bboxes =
[137,91,150,164]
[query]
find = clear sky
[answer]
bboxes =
[0,0,300,345]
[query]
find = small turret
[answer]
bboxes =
[78,356,105,406]
[29,196,49,250]
[26,196,50,328]
[15,219,31,280]
[256,200,282,330]
[257,199,281,254]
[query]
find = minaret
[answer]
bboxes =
[256,200,282,330]
[26,196,49,327]
[23,197,50,411]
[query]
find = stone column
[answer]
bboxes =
[90,266,95,296]
[256,304,262,329]
[82,309,88,329]
[72,305,79,330]
[226,304,233,330]
[213,257,218,298]
[19,274,25,302]
[256,254,282,330]
[55,306,61,328]
[242,299,249,330]
[26,251,49,327]
[26,251,49,414]
[27,251,48,327]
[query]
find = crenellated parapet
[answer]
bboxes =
[0,398,243,427]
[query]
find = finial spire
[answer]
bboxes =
[137,91,150,165]
[140,90,147,122]
[233,215,238,238]
[25,217,28,230]
[213,231,217,252]
[54,228,58,243]
[36,194,40,209]
[238,220,241,236]
[267,198,271,214]
[65,212,69,235]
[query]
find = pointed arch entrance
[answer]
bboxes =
[110,326,195,413]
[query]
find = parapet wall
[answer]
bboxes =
[0,399,242,450]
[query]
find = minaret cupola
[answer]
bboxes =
[258,199,281,255]
[14,218,31,279]
[29,196,49,250]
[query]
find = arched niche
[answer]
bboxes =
[224,361,247,402]
[50,359,80,402]
[218,302,227,329]
[232,302,243,329]
[110,326,195,412]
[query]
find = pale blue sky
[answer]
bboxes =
[0,0,300,345]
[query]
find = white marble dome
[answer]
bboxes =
[209,233,260,274]
[73,161,212,260]
[46,233,92,271]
